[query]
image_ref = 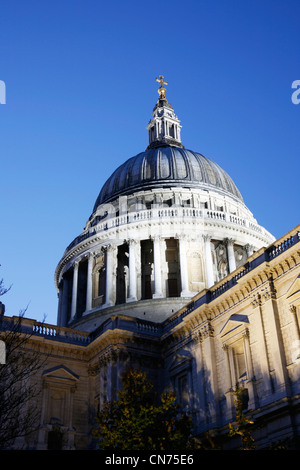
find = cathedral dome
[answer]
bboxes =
[93,146,243,210]
[55,76,275,332]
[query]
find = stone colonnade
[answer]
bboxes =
[57,235,251,326]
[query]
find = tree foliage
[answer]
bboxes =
[93,368,192,450]
[228,383,256,450]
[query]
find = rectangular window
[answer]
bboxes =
[169,124,175,138]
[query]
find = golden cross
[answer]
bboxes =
[155,75,168,99]
[156,75,168,88]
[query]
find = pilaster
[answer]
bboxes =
[222,344,235,420]
[251,293,273,400]
[260,280,290,398]
[203,235,214,288]
[200,321,219,426]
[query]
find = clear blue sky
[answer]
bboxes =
[1,0,299,325]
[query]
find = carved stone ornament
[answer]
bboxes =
[200,321,214,339]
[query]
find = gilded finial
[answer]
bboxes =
[156,75,168,100]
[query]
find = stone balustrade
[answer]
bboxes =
[66,207,272,253]
[32,321,91,344]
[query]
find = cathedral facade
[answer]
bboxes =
[2,79,300,450]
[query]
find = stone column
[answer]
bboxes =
[178,235,192,297]
[60,276,69,326]
[56,281,63,326]
[225,238,236,273]
[222,345,233,391]
[242,328,256,409]
[152,235,163,298]
[222,344,235,420]
[127,239,138,302]
[85,253,94,312]
[70,261,79,321]
[203,235,214,288]
[245,244,255,258]
[243,328,254,381]
[228,347,237,386]
[104,244,117,307]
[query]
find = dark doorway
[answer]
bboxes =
[76,259,87,318]
[141,240,153,299]
[116,243,129,304]
[167,278,179,297]
[165,238,181,297]
[48,426,63,450]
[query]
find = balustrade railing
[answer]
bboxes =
[66,207,268,252]
[32,322,91,344]
[267,234,297,260]
[137,319,161,335]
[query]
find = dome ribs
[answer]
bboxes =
[93,146,244,210]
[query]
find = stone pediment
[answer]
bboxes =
[287,275,300,300]
[220,314,249,338]
[42,365,79,382]
[169,353,192,373]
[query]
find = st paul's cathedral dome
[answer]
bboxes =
[55,76,274,332]
[93,146,243,210]
[11,77,300,452]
